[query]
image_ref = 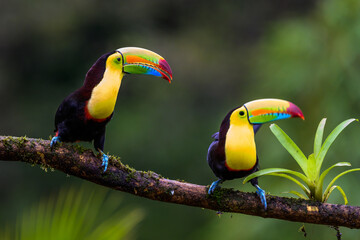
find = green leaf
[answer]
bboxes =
[269,173,310,197]
[307,153,317,181]
[269,124,308,175]
[315,118,357,173]
[2,186,144,240]
[243,168,310,186]
[314,118,326,158]
[323,168,360,201]
[318,162,351,191]
[323,185,348,205]
[285,190,308,199]
[88,209,144,240]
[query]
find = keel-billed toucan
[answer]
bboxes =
[207,98,304,209]
[51,47,172,172]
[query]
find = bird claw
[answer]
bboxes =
[208,179,222,194]
[254,185,267,210]
[100,151,109,172]
[50,136,61,149]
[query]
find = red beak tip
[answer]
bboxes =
[163,75,172,83]
[297,113,305,120]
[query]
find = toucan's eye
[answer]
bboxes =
[113,57,121,64]
[239,110,245,117]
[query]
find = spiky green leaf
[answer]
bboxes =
[269,173,310,197]
[285,190,308,199]
[323,168,360,201]
[87,209,144,240]
[243,168,310,186]
[269,124,308,175]
[1,186,144,240]
[307,153,317,181]
[323,185,348,205]
[315,118,357,173]
[318,162,351,192]
[314,118,327,159]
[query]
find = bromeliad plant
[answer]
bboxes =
[244,118,360,204]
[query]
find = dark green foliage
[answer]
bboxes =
[0,186,143,240]
[2,0,360,239]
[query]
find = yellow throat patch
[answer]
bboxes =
[87,53,124,120]
[225,107,257,171]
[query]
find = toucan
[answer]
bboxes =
[207,98,304,209]
[50,47,172,172]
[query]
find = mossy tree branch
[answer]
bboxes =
[1,135,360,229]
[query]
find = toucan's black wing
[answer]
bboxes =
[207,132,227,179]
[54,101,68,128]
[211,132,219,140]
[207,132,219,164]
[207,132,219,165]
[54,94,79,131]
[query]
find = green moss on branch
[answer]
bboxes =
[1,135,360,229]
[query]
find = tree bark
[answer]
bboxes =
[1,135,360,229]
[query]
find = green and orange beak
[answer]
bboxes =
[116,47,173,82]
[244,98,304,124]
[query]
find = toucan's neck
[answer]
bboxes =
[86,67,124,120]
[224,123,257,171]
[218,108,257,171]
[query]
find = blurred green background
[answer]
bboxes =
[1,0,360,239]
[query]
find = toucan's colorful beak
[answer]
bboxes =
[244,98,304,124]
[116,47,172,82]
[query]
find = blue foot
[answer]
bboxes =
[99,150,109,172]
[208,179,222,194]
[50,136,61,148]
[254,184,267,210]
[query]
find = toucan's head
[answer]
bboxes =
[105,47,172,82]
[229,98,304,127]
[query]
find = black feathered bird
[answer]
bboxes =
[51,47,172,171]
[207,98,304,209]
